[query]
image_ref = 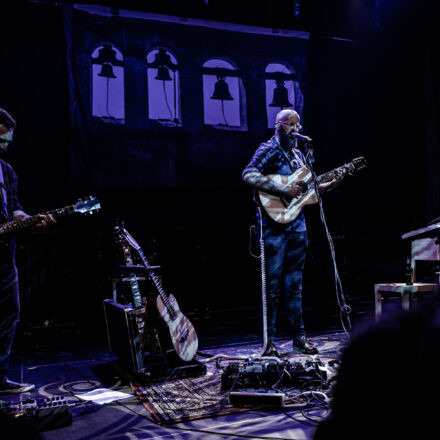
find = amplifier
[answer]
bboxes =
[104,300,207,382]
[103,299,144,374]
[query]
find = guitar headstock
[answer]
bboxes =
[346,157,367,175]
[114,220,126,243]
[113,221,141,251]
[122,228,141,251]
[74,196,101,214]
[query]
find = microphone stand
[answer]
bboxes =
[303,143,318,201]
[303,141,352,335]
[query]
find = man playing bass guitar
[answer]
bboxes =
[0,108,55,394]
[242,109,343,356]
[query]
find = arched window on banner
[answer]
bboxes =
[202,59,246,130]
[146,48,181,127]
[91,44,125,122]
[265,63,296,129]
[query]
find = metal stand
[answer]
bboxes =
[257,207,269,356]
[112,265,160,302]
[109,223,205,383]
[303,143,352,334]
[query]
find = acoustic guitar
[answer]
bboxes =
[120,227,199,362]
[258,157,366,224]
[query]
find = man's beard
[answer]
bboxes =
[279,130,296,150]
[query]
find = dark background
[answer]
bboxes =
[0,0,438,338]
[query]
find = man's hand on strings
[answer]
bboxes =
[283,183,303,198]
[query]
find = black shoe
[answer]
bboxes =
[0,379,35,395]
[292,336,319,355]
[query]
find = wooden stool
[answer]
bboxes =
[374,283,438,319]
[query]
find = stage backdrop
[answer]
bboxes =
[63,5,309,188]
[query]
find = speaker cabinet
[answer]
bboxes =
[103,299,144,373]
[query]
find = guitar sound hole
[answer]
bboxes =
[280,197,288,208]
[298,181,308,193]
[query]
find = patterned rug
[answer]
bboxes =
[133,372,249,424]
[133,332,347,424]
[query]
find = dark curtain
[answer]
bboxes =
[62,5,309,188]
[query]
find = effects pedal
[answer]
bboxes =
[0,396,72,431]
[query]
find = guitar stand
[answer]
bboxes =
[104,297,206,383]
[111,265,160,303]
[137,355,206,384]
[107,239,206,384]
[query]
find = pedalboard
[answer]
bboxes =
[221,357,328,391]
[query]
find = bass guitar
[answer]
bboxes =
[0,197,101,237]
[258,157,366,224]
[120,227,198,362]
[114,223,146,344]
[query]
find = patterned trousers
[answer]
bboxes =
[263,226,308,343]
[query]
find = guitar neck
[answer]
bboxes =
[136,248,176,319]
[0,205,75,235]
[317,166,344,185]
[120,227,177,319]
[137,249,167,298]
[121,243,143,309]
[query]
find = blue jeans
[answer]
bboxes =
[264,226,308,343]
[0,243,20,382]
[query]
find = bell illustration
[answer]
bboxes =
[98,62,116,79]
[155,65,172,81]
[211,77,233,101]
[269,80,292,108]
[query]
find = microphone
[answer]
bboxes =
[291,132,313,143]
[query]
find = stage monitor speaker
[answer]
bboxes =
[103,299,144,374]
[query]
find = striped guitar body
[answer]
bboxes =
[258,157,366,224]
[156,293,198,362]
[258,167,317,224]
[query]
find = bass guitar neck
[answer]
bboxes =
[0,197,100,237]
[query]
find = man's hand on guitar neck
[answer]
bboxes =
[34,214,56,228]
[13,210,56,228]
[318,168,345,195]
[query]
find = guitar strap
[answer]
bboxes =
[291,148,306,168]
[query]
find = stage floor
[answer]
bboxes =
[2,329,348,440]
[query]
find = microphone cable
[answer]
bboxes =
[305,147,352,337]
